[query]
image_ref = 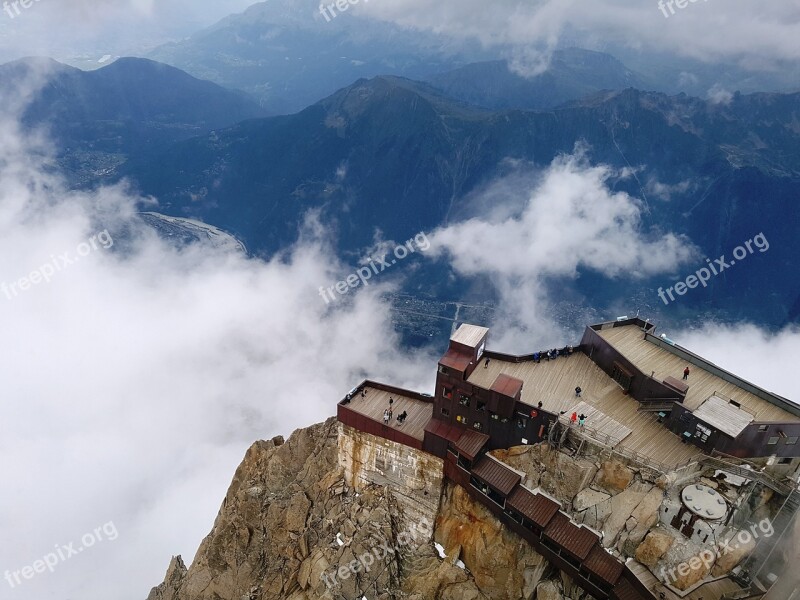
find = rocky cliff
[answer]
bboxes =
[146,419,772,600]
[146,419,581,600]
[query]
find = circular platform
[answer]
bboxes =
[681,483,728,520]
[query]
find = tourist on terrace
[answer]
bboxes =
[683,366,690,380]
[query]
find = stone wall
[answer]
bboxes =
[338,423,444,542]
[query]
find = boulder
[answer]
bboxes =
[635,531,674,568]
[573,488,611,512]
[594,460,634,494]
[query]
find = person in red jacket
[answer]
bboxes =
[683,366,690,380]
[570,412,578,425]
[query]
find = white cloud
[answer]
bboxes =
[666,323,799,401]
[360,0,800,73]
[0,74,433,600]
[707,83,735,105]
[426,147,697,350]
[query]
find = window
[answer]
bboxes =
[438,365,448,375]
[443,387,453,399]
[521,437,528,444]
[517,417,527,429]
[456,416,469,426]
[490,413,499,421]
[473,421,483,431]
[458,394,471,407]
[778,457,793,465]
[695,424,712,442]
[768,437,780,445]
[758,425,769,432]
[441,407,450,417]
[477,401,486,412]
[786,437,798,445]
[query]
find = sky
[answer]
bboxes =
[0,1,797,600]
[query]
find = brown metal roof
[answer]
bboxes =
[583,544,624,586]
[471,456,521,496]
[440,349,472,372]
[611,577,648,600]
[506,486,560,528]
[543,513,599,560]
[454,429,490,461]
[490,373,523,398]
[424,418,463,443]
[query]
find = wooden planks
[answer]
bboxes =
[345,387,432,442]
[468,353,702,468]
[565,401,632,443]
[599,326,797,422]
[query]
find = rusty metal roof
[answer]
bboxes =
[424,418,463,443]
[490,373,523,398]
[440,348,473,372]
[506,486,560,528]
[611,577,648,600]
[471,456,521,496]
[454,429,490,461]
[543,513,599,560]
[583,544,624,586]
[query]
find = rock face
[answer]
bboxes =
[635,530,674,568]
[145,420,582,600]
[145,419,447,600]
[435,484,548,599]
[593,460,634,495]
[491,444,597,505]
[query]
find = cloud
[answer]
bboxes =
[707,83,735,105]
[0,73,433,600]
[360,0,800,72]
[665,323,799,401]
[426,147,697,350]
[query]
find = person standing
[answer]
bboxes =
[578,414,586,428]
[570,412,578,426]
[683,366,690,380]
[575,386,582,397]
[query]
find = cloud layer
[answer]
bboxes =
[0,76,434,598]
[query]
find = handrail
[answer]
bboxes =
[701,456,794,495]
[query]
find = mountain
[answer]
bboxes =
[425,49,648,111]
[146,0,495,115]
[117,77,800,328]
[0,57,266,185]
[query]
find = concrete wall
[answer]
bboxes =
[337,423,444,542]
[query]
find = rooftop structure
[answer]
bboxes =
[337,317,800,600]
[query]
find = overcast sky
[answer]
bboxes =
[0,0,798,69]
[0,2,798,600]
